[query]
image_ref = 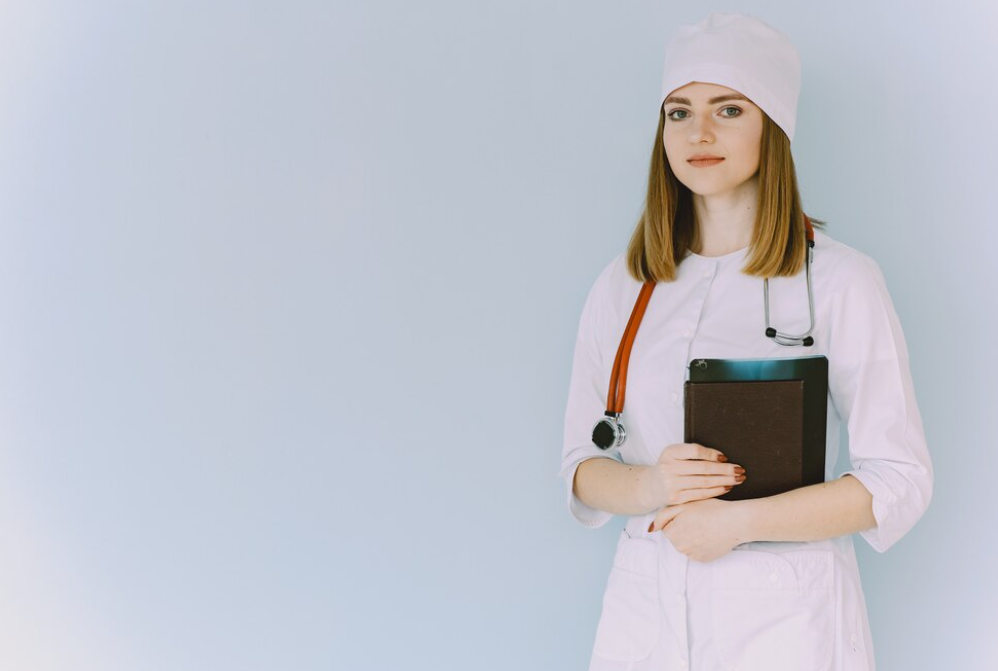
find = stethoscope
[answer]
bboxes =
[590,215,816,452]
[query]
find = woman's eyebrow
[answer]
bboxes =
[663,94,750,105]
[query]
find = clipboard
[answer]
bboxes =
[683,355,829,500]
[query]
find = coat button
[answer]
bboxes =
[683,328,692,337]
[769,572,778,583]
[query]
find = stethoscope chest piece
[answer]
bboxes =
[591,412,625,451]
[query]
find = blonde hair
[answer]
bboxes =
[625,106,826,283]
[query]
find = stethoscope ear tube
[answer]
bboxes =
[763,215,816,347]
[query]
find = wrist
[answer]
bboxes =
[637,464,665,513]
[730,498,761,544]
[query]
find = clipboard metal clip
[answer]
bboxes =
[693,359,708,370]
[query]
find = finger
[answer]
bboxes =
[675,485,734,503]
[685,442,727,463]
[649,504,685,533]
[675,473,742,491]
[675,460,741,476]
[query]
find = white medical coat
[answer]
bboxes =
[558,229,933,671]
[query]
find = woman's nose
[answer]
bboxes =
[690,117,716,142]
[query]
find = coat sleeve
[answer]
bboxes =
[828,253,934,553]
[556,264,622,528]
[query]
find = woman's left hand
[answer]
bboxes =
[648,498,750,563]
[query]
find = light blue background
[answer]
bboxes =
[0,1,993,669]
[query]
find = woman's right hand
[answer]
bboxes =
[643,442,746,508]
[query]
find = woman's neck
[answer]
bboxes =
[691,182,757,257]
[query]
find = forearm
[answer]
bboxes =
[735,474,878,543]
[573,457,658,517]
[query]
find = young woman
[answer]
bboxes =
[557,12,933,671]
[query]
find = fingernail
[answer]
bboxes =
[648,522,654,533]
[734,466,745,474]
[718,455,728,462]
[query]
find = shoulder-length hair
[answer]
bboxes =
[625,106,826,283]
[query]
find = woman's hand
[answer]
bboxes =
[642,442,746,509]
[648,497,750,563]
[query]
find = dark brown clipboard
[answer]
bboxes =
[683,356,828,500]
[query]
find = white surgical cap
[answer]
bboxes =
[660,12,802,142]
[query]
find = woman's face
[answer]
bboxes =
[661,81,764,197]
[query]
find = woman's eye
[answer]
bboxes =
[666,106,742,121]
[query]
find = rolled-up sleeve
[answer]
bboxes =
[828,253,934,553]
[556,263,622,528]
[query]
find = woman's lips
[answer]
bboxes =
[689,158,725,167]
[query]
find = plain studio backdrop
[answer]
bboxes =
[0,1,994,669]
